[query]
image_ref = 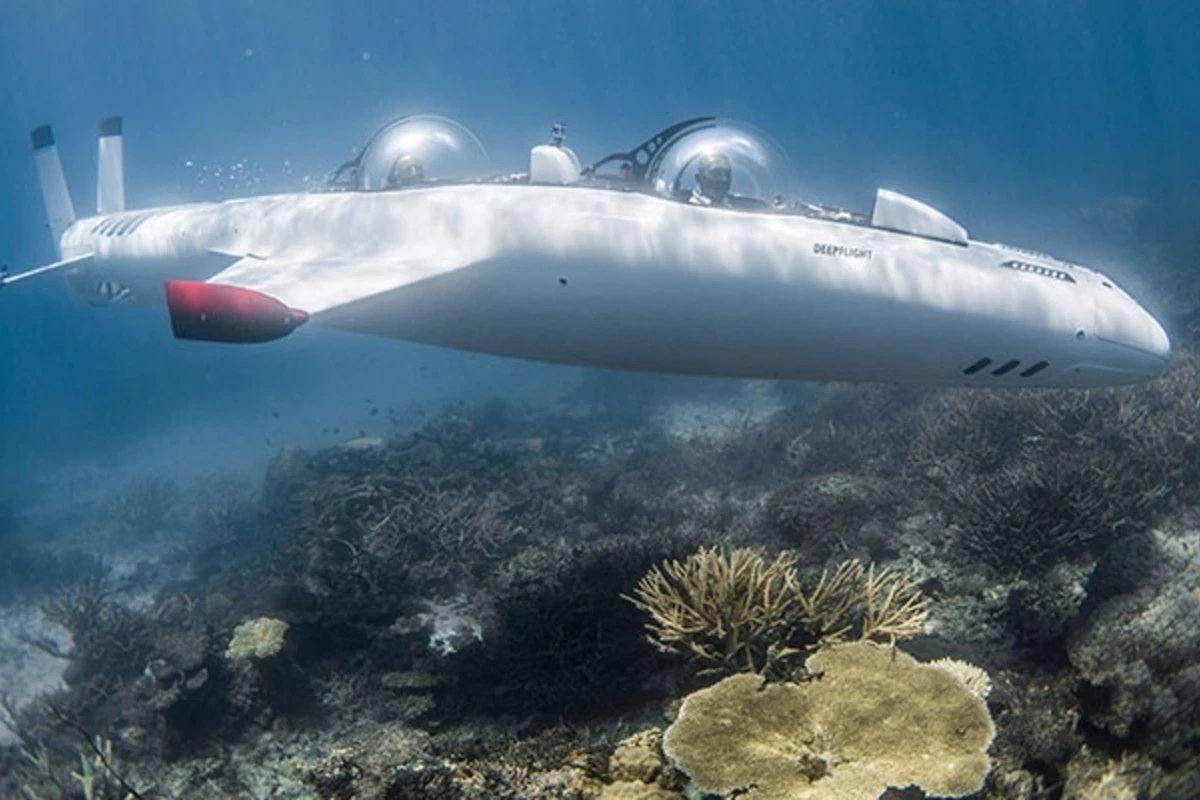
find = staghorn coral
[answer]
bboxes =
[662,642,995,800]
[768,472,900,562]
[624,546,799,673]
[627,548,929,674]
[859,562,930,647]
[360,475,523,586]
[37,577,152,687]
[795,558,865,645]
[908,347,1200,573]
[782,383,926,476]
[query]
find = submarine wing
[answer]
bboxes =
[164,251,462,344]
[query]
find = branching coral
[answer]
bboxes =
[860,562,931,647]
[624,547,799,673]
[362,476,521,581]
[768,473,899,561]
[626,548,929,673]
[795,559,863,645]
[35,577,152,684]
[908,347,1200,572]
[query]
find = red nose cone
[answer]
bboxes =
[165,280,308,343]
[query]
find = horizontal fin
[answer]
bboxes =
[206,248,266,261]
[0,253,94,289]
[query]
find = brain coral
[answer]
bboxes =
[662,642,995,800]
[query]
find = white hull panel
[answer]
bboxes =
[56,184,1170,387]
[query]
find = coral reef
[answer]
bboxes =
[7,302,1200,799]
[225,617,289,661]
[626,547,929,675]
[625,546,801,673]
[1067,526,1200,765]
[661,642,995,800]
[444,535,697,716]
[769,472,902,562]
[908,349,1200,575]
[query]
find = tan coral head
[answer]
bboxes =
[662,642,995,800]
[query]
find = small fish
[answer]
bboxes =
[95,280,131,302]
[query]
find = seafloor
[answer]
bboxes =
[2,197,1199,799]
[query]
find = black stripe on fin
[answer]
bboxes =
[31,125,54,150]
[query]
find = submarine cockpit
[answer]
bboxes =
[329,114,490,191]
[643,119,798,209]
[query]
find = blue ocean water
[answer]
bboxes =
[4,5,1200,797]
[0,0,1196,489]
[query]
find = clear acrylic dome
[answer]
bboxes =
[356,114,489,191]
[645,119,797,207]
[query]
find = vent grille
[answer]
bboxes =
[1001,259,1076,283]
[90,212,154,238]
[963,358,1051,380]
[963,358,992,375]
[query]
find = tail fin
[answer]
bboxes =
[30,124,75,253]
[97,116,125,214]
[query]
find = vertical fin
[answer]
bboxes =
[97,116,125,214]
[30,125,76,253]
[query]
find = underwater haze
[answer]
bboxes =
[3,2,1200,799]
[1,0,1197,487]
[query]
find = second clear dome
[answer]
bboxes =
[645,120,798,208]
[356,114,489,191]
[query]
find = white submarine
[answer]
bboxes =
[1,114,1171,387]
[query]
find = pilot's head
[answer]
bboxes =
[387,154,426,188]
[695,152,732,202]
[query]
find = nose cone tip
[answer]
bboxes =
[1146,315,1172,369]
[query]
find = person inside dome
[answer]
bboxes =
[386,153,426,188]
[687,152,733,207]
